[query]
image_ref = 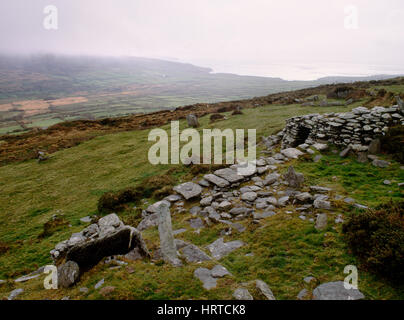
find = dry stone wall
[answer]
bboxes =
[281,105,403,149]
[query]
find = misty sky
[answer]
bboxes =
[1,0,404,80]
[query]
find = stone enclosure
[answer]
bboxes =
[281,105,403,149]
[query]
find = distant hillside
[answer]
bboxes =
[0,54,402,135]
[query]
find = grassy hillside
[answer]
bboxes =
[0,89,403,299]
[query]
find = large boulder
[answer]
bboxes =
[313,281,365,300]
[50,214,149,270]
[58,261,80,288]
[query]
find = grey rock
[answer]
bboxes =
[343,197,355,204]
[158,202,182,267]
[266,197,278,206]
[137,213,159,231]
[383,180,391,185]
[204,174,230,188]
[146,200,171,214]
[80,216,92,223]
[313,281,365,300]
[218,201,232,211]
[233,288,253,300]
[354,203,368,210]
[339,147,351,158]
[297,288,309,300]
[58,261,80,288]
[99,213,123,229]
[357,152,368,163]
[310,186,331,193]
[164,194,182,202]
[256,280,276,300]
[312,143,328,151]
[94,278,104,289]
[200,196,213,206]
[194,268,217,290]
[314,199,331,210]
[8,288,24,300]
[178,241,211,263]
[173,182,202,200]
[263,173,281,186]
[173,228,187,236]
[278,196,290,207]
[207,238,244,260]
[295,192,313,203]
[284,166,304,189]
[304,276,316,284]
[229,207,253,216]
[253,211,276,220]
[368,138,381,155]
[198,179,210,187]
[79,287,89,293]
[190,206,201,215]
[214,168,244,183]
[315,213,328,230]
[281,148,304,159]
[14,273,41,283]
[211,265,231,278]
[372,159,390,168]
[241,192,257,202]
[186,114,200,128]
[189,218,204,229]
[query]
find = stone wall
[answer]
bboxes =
[281,105,403,150]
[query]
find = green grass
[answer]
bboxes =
[0,101,403,299]
[294,151,404,207]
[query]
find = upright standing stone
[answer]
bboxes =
[284,166,304,189]
[186,114,200,128]
[157,202,182,267]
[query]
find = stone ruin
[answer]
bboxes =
[50,214,149,287]
[280,105,403,150]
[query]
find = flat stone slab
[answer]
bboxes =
[207,238,244,260]
[194,268,217,290]
[281,148,304,159]
[211,265,231,278]
[313,281,365,300]
[176,240,211,263]
[173,182,202,200]
[241,192,257,202]
[253,211,276,220]
[204,174,230,188]
[214,168,244,183]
